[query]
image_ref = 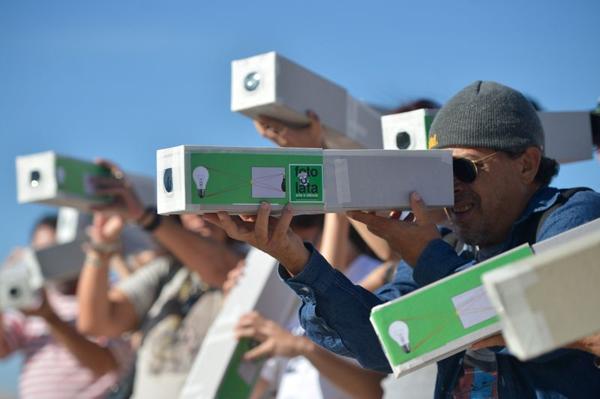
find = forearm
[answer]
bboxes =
[152,216,235,286]
[299,337,384,399]
[77,253,114,335]
[281,245,391,372]
[320,213,349,268]
[412,239,472,286]
[46,314,118,377]
[349,218,394,261]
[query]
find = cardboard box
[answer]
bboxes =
[16,151,155,211]
[0,238,86,310]
[370,244,534,377]
[381,109,594,164]
[156,145,454,215]
[179,248,298,399]
[231,51,383,149]
[482,219,600,361]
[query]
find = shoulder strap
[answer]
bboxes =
[522,187,592,245]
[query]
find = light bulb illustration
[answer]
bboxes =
[192,166,210,198]
[388,320,411,353]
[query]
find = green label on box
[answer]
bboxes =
[289,164,323,203]
[216,339,264,399]
[55,157,112,202]
[189,152,324,206]
[371,244,533,367]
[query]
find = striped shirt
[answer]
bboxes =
[1,290,131,399]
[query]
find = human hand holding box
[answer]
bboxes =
[370,244,534,377]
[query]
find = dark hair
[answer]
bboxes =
[290,214,325,230]
[348,224,381,261]
[31,214,58,239]
[386,99,441,115]
[591,112,600,148]
[505,148,559,187]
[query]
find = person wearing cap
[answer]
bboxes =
[204,81,600,398]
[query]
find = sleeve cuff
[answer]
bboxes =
[278,242,338,300]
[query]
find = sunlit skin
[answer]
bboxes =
[31,225,56,250]
[447,147,541,248]
[179,213,228,243]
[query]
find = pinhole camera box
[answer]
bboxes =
[482,218,600,361]
[16,151,155,211]
[0,238,86,310]
[156,145,454,215]
[382,109,594,164]
[370,244,534,377]
[179,248,298,399]
[231,51,383,149]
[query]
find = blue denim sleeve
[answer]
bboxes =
[279,244,418,372]
[412,239,473,287]
[537,190,600,241]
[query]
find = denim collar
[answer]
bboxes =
[513,185,561,226]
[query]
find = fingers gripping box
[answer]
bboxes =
[370,244,534,377]
[231,51,383,149]
[156,146,454,215]
[16,151,156,211]
[382,110,594,164]
[179,248,298,399]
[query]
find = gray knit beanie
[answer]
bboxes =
[429,81,544,152]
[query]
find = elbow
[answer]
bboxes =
[76,317,105,337]
[89,353,120,378]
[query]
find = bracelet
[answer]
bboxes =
[137,206,162,232]
[84,251,109,268]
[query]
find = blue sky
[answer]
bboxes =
[1,0,599,394]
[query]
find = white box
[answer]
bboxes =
[16,151,156,211]
[382,110,594,164]
[483,219,600,361]
[179,248,298,399]
[231,51,383,149]
[156,146,454,215]
[0,238,86,310]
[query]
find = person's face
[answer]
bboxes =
[180,214,227,242]
[448,147,534,247]
[31,225,56,250]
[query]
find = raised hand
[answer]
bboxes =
[347,192,442,266]
[254,111,324,148]
[203,203,310,275]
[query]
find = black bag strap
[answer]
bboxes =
[521,187,592,245]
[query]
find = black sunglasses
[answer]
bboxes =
[452,152,498,183]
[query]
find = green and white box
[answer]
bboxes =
[0,238,86,310]
[231,51,383,149]
[381,109,438,151]
[179,248,298,399]
[370,244,534,377]
[483,219,600,361]
[382,110,594,164]
[156,146,454,215]
[16,151,155,211]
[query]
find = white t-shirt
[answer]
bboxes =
[261,255,381,399]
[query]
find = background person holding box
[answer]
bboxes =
[76,160,244,399]
[204,81,600,398]
[0,215,131,399]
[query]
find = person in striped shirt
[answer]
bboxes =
[0,215,132,399]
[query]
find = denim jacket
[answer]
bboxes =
[280,186,600,398]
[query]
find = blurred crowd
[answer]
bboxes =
[2,80,600,399]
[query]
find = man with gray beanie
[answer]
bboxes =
[204,81,600,398]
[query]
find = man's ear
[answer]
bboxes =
[519,147,542,184]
